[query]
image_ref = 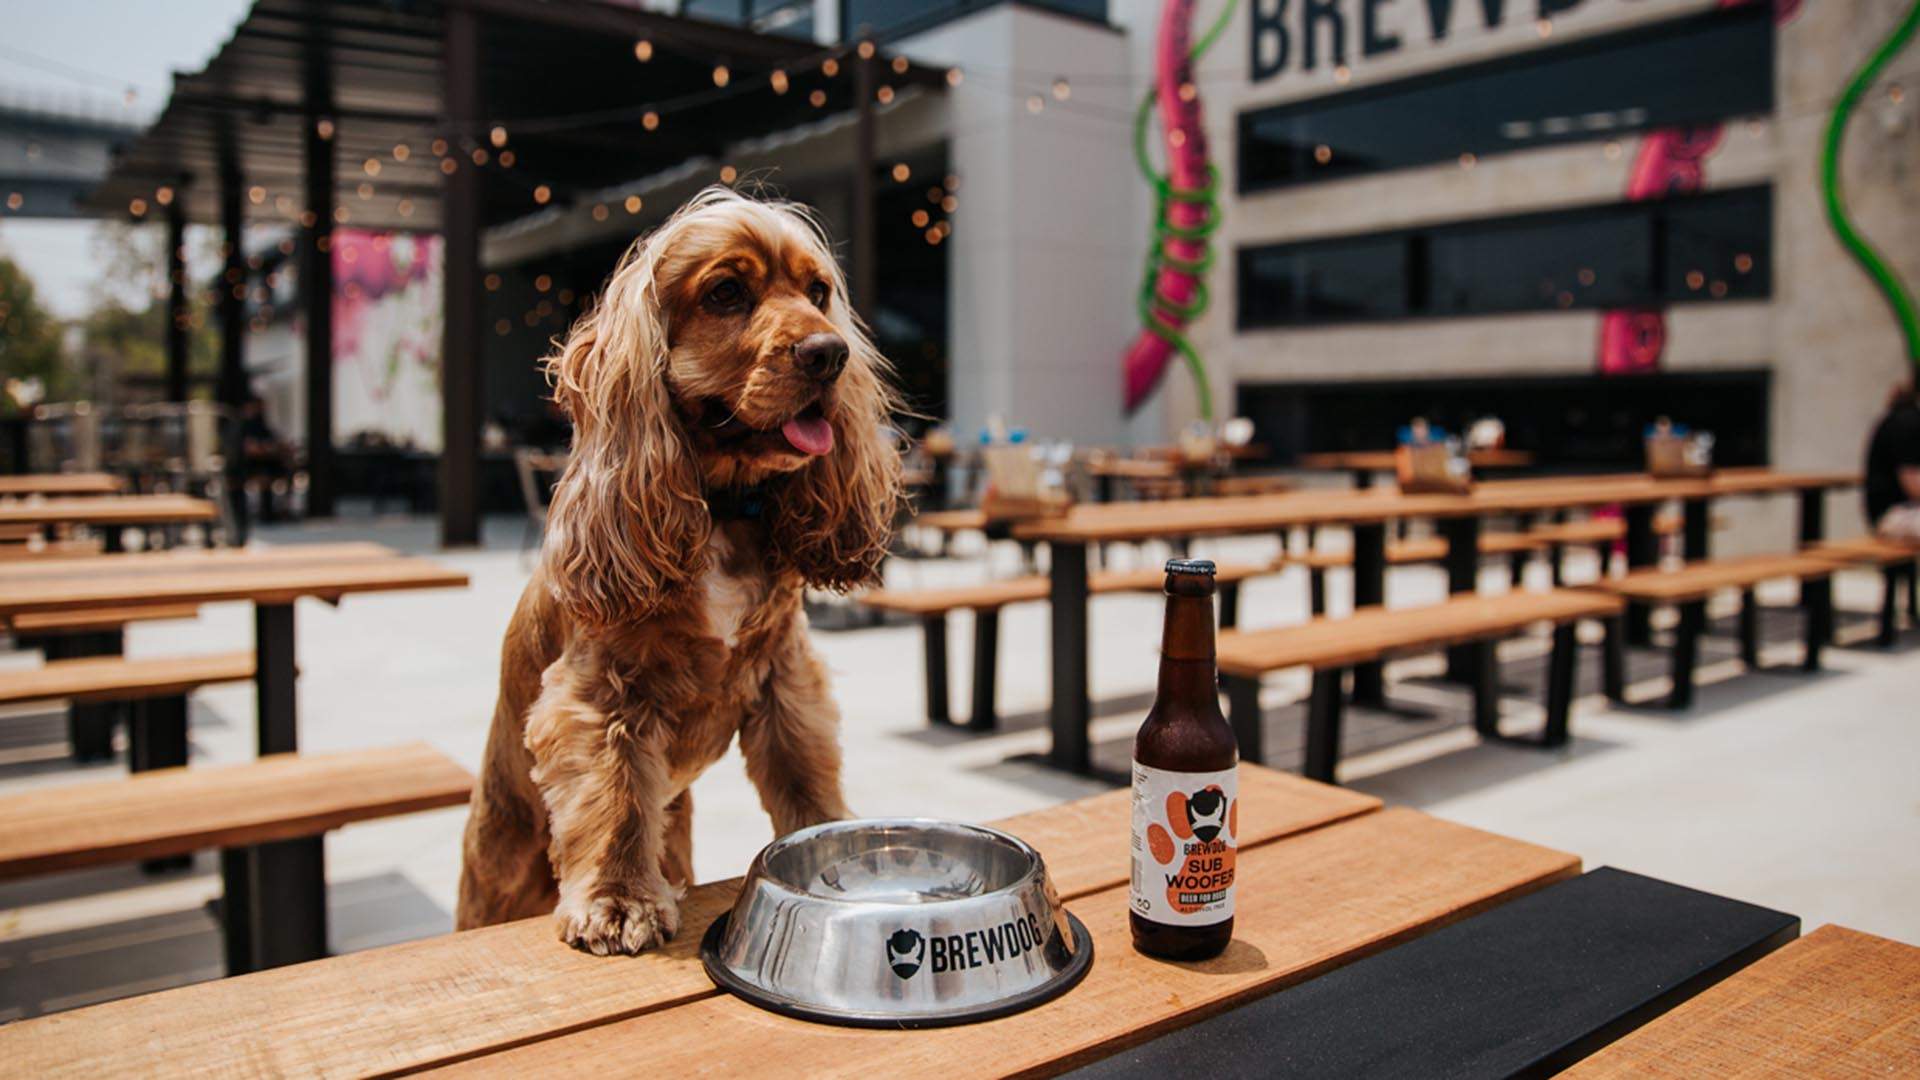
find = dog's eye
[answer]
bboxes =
[807,281,830,309]
[705,278,746,310]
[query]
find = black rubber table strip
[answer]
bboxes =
[1069,867,1798,1080]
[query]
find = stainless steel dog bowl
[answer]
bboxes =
[701,819,1093,1028]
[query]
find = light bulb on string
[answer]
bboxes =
[771,69,789,94]
[713,65,730,88]
[1052,78,1070,101]
[634,39,653,62]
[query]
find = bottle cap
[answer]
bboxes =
[1164,558,1216,576]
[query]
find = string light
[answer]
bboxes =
[155,185,174,206]
[496,318,512,335]
[643,110,660,130]
[275,194,294,214]
[946,67,963,87]
[334,207,350,223]
[1177,82,1197,102]
[485,273,501,291]
[891,163,910,182]
[357,182,374,199]
[945,174,960,191]
[1686,270,1705,290]
[1052,78,1070,101]
[911,209,929,227]
[4,193,20,211]
[1578,268,1596,286]
[431,138,449,156]
[499,149,516,167]
[1027,95,1043,114]
[364,157,381,176]
[1334,65,1351,84]
[129,198,147,216]
[592,203,609,221]
[771,69,789,94]
[393,143,411,161]
[558,289,574,305]
[1709,280,1728,298]
[719,165,738,184]
[941,195,957,213]
[1536,18,1553,38]
[471,147,489,165]
[1734,253,1754,274]
[299,210,317,228]
[1458,152,1477,168]
[534,274,552,292]
[1314,144,1332,164]
[490,125,508,147]
[891,56,909,75]
[809,89,827,107]
[1169,130,1187,148]
[713,65,730,88]
[533,185,552,205]
[822,58,840,77]
[249,185,267,204]
[857,41,875,60]
[876,85,895,104]
[634,39,653,62]
[440,157,457,174]
[398,199,414,217]
[316,118,335,140]
[625,195,643,214]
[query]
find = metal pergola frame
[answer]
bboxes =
[88,0,943,545]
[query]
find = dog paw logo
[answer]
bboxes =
[885,928,925,979]
[1184,786,1229,842]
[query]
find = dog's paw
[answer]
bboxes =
[554,889,681,956]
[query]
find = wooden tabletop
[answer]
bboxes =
[0,472,124,497]
[0,766,1589,1077]
[912,509,990,533]
[1298,448,1536,472]
[0,542,469,616]
[1564,924,1920,1077]
[1012,471,1858,544]
[0,494,216,528]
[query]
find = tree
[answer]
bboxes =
[77,223,220,399]
[0,252,68,415]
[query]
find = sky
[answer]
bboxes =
[0,0,252,318]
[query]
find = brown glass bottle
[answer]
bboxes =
[1129,558,1238,961]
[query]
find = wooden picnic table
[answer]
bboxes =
[0,494,216,551]
[0,472,125,497]
[0,765,1593,1076]
[1564,924,1920,1077]
[1012,470,1859,774]
[1298,447,1536,488]
[0,541,468,971]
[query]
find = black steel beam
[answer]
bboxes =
[302,40,336,518]
[165,203,190,403]
[439,3,484,547]
[850,48,876,317]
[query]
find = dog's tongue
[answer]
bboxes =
[781,413,835,456]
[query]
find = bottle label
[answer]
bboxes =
[1130,761,1237,926]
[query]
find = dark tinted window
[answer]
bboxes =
[1237,187,1771,329]
[1238,6,1773,191]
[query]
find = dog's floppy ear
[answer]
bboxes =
[541,242,709,628]
[768,309,904,592]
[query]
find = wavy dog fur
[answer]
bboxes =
[457,188,902,953]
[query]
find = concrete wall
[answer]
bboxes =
[902,5,1140,447]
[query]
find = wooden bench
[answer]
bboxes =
[1279,521,1632,613]
[1071,867,1799,1078]
[1593,554,1838,709]
[6,602,201,637]
[1802,536,1919,647]
[862,562,1270,729]
[1563,924,1920,1077]
[1218,590,1623,782]
[0,537,105,561]
[0,742,472,975]
[0,652,254,769]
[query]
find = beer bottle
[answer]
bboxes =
[1130,558,1237,960]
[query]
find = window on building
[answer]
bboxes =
[1237,6,1773,192]
[840,0,1106,40]
[1237,186,1771,329]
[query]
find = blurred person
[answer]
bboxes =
[239,392,294,522]
[1865,378,1920,541]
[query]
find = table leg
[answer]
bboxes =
[1683,498,1711,561]
[59,630,123,762]
[1351,523,1387,706]
[1440,515,1482,681]
[1623,505,1659,646]
[1047,541,1091,773]
[1798,490,1827,642]
[244,601,327,969]
[1352,469,1373,491]
[219,848,254,975]
[921,614,950,726]
[969,609,999,732]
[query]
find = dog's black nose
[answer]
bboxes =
[794,332,848,383]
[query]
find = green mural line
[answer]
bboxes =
[1822,0,1920,369]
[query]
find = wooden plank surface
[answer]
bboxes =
[860,562,1271,615]
[1297,449,1535,472]
[1564,924,1920,1078]
[428,809,1579,1079]
[0,766,1374,1079]
[6,602,201,634]
[0,743,471,879]
[1218,590,1623,677]
[1598,554,1837,603]
[0,538,104,561]
[1802,536,1920,567]
[0,495,215,527]
[0,541,399,582]
[0,472,123,497]
[0,651,254,706]
[913,509,989,533]
[0,555,469,615]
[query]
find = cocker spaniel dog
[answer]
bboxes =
[456,188,901,954]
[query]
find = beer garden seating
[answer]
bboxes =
[1800,535,1920,646]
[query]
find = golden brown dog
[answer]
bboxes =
[456,188,901,954]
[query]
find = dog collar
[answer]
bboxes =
[706,484,771,521]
